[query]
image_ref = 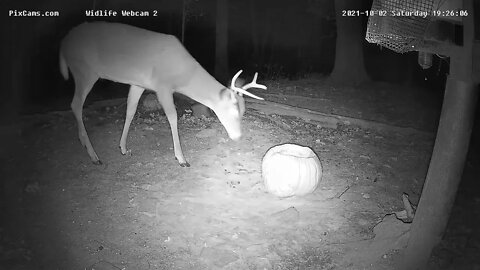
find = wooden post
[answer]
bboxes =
[402,0,476,268]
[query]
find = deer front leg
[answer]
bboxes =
[156,90,190,167]
[120,85,145,155]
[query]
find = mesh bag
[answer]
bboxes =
[365,0,434,53]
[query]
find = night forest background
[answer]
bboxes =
[1,0,448,118]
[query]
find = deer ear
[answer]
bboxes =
[219,88,239,104]
[237,93,245,115]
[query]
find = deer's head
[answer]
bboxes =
[213,70,266,141]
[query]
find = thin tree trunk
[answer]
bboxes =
[3,20,29,123]
[329,0,369,85]
[249,0,260,63]
[215,0,229,82]
[181,0,186,43]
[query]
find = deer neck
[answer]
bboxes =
[175,66,225,109]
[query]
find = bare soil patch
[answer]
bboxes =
[3,77,478,269]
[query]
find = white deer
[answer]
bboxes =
[59,22,266,167]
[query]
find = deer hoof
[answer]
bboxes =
[175,157,190,167]
[119,146,131,156]
[179,162,190,167]
[92,159,103,165]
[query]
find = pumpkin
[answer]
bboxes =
[262,144,322,197]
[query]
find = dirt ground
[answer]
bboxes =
[1,77,479,269]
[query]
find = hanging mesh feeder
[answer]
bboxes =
[365,0,434,53]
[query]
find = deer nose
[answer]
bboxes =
[229,132,241,141]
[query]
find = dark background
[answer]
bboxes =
[1,0,479,268]
[1,0,449,112]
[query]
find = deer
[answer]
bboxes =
[59,22,267,167]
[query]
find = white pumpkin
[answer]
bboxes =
[262,144,322,197]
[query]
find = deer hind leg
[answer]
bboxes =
[119,85,145,155]
[69,67,101,164]
[156,90,189,167]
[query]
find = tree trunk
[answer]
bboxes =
[249,0,272,70]
[215,0,229,83]
[181,0,187,43]
[249,0,260,61]
[329,0,369,85]
[2,20,31,124]
[402,0,476,268]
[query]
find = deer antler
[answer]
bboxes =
[242,72,267,90]
[230,70,266,100]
